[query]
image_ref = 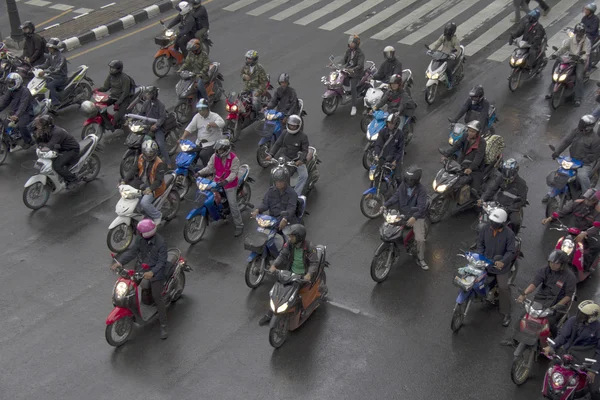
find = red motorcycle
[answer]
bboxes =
[105,249,192,347]
[80,88,144,140]
[223,79,273,143]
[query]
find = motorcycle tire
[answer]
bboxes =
[0,139,8,165]
[176,174,193,199]
[256,144,271,168]
[183,215,207,244]
[508,69,522,92]
[321,97,339,116]
[370,244,393,283]
[107,223,134,253]
[23,182,51,210]
[174,102,193,124]
[210,79,223,105]
[510,344,535,385]
[80,153,101,182]
[450,302,466,332]
[360,192,385,219]
[119,151,138,179]
[81,123,104,141]
[162,191,181,221]
[429,194,449,224]
[245,257,265,289]
[551,86,564,110]
[545,196,562,218]
[166,130,180,156]
[152,55,171,78]
[74,82,93,105]
[172,271,186,302]
[425,84,437,105]
[105,317,133,347]
[237,182,252,212]
[360,114,372,133]
[362,147,375,170]
[268,315,289,349]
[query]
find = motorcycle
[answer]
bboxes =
[244,201,307,289]
[362,110,416,170]
[222,81,274,143]
[105,249,192,347]
[321,54,377,116]
[106,179,181,253]
[475,201,525,235]
[152,23,184,78]
[447,107,499,152]
[0,51,32,92]
[424,44,466,105]
[450,251,520,332]
[508,38,548,92]
[360,160,397,219]
[370,208,431,282]
[22,133,102,209]
[549,47,587,110]
[256,109,284,168]
[27,66,94,111]
[182,168,254,244]
[550,216,600,282]
[173,63,225,124]
[268,147,320,197]
[173,139,203,199]
[80,88,144,140]
[267,245,329,349]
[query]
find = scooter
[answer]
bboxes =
[508,38,548,92]
[222,81,274,143]
[360,160,397,219]
[475,201,524,235]
[152,23,184,78]
[424,44,466,105]
[27,66,94,111]
[549,47,587,110]
[173,63,225,124]
[362,110,416,170]
[268,147,320,197]
[267,245,329,349]
[106,179,181,253]
[256,109,284,168]
[0,51,32,92]
[321,54,377,115]
[174,139,203,199]
[550,216,600,282]
[370,208,431,282]
[182,168,254,244]
[22,133,102,209]
[105,249,192,347]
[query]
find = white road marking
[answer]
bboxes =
[294,0,351,26]
[270,0,322,21]
[319,0,385,32]
[370,0,447,41]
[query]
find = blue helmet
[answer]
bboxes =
[528,8,541,22]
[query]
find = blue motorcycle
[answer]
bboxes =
[256,109,284,168]
[174,139,202,199]
[362,110,415,170]
[182,165,254,244]
[360,160,396,219]
[243,198,306,289]
[447,105,499,151]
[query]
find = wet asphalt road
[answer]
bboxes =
[4,2,600,399]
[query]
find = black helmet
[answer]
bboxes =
[469,85,484,104]
[403,165,422,188]
[548,249,570,266]
[20,21,35,35]
[500,158,519,181]
[575,22,586,38]
[578,114,597,133]
[444,22,457,38]
[278,73,289,85]
[272,166,290,184]
[527,8,541,23]
[108,60,123,75]
[214,138,232,157]
[144,85,159,100]
[287,224,306,243]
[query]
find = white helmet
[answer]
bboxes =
[578,300,600,323]
[178,1,192,15]
[80,100,97,116]
[383,46,395,60]
[489,208,508,224]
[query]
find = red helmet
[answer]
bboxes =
[137,219,157,238]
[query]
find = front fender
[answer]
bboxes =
[247,252,260,262]
[186,206,207,220]
[106,306,134,325]
[83,115,103,126]
[322,89,340,99]
[108,216,132,230]
[455,289,472,304]
[154,48,177,59]
[373,242,391,257]
[426,79,438,88]
[24,174,47,188]
[362,186,377,195]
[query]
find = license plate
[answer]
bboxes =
[257,227,270,234]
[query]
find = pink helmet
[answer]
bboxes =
[137,219,157,238]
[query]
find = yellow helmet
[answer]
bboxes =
[578,300,600,323]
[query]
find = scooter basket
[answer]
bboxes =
[243,231,268,254]
[154,36,171,47]
[125,132,145,148]
[163,112,178,131]
[546,171,570,189]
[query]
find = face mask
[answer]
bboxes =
[404,179,417,188]
[577,311,589,323]
[491,222,503,230]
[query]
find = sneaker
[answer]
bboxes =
[234,226,244,237]
[417,259,429,270]
[160,324,168,340]
[544,94,552,99]
[258,314,272,326]
[350,106,357,116]
[541,194,550,203]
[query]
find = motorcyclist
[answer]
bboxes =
[33,115,81,189]
[267,115,309,196]
[508,9,546,70]
[191,0,209,40]
[139,86,171,168]
[441,120,487,194]
[476,208,516,327]
[0,73,35,148]
[20,21,46,66]
[450,85,490,131]
[428,22,461,85]
[241,50,268,114]
[543,300,600,398]
[167,1,197,57]
[382,165,429,270]
[549,115,600,193]
[582,3,599,45]
[545,23,591,107]
[542,188,600,268]
[178,38,210,103]
[372,46,403,83]
[96,60,136,127]
[258,224,319,326]
[372,113,405,181]
[180,99,225,167]
[110,219,169,340]
[373,74,417,118]
[251,167,299,229]
[37,38,68,110]
[479,158,528,235]
[266,73,299,117]
[197,138,244,237]
[501,249,576,345]
[122,140,166,225]
[343,34,365,117]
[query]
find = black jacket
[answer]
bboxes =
[375,88,416,115]
[97,72,134,106]
[583,14,600,40]
[372,58,402,82]
[510,20,546,48]
[476,225,516,274]
[373,126,404,163]
[257,186,298,223]
[273,240,319,276]
[343,47,365,78]
[22,34,46,66]
[267,86,299,115]
[454,98,490,129]
[193,5,209,30]
[0,86,34,117]
[444,134,487,171]
[117,234,168,281]
[482,174,528,211]
[140,99,167,128]
[553,129,600,165]
[38,126,79,152]
[384,182,428,219]
[270,130,309,162]
[167,13,197,37]
[39,51,68,80]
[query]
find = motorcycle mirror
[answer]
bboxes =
[548,144,556,151]
[424,44,430,50]
[580,51,587,56]
[552,212,560,219]
[552,46,558,51]
[593,221,600,228]
[141,263,150,270]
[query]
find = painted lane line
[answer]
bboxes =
[270,0,322,22]
[247,0,290,16]
[294,0,351,26]
[344,0,419,36]
[371,0,447,41]
[455,0,512,40]
[223,0,259,12]
[49,4,74,11]
[319,0,385,32]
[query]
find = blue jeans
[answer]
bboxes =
[17,114,33,144]
[47,76,67,106]
[153,128,171,165]
[140,193,162,220]
[196,78,209,102]
[295,164,308,196]
[593,106,600,120]
[577,164,594,193]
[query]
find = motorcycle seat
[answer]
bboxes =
[78,137,94,156]
[164,173,174,187]
[61,66,85,91]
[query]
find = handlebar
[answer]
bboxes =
[125,114,158,124]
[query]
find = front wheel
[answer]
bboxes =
[119,151,138,179]
[545,196,562,218]
[360,192,385,219]
[425,84,438,105]
[450,302,466,332]
[81,153,101,182]
[429,194,449,224]
[257,143,270,168]
[183,215,207,244]
[508,69,522,92]
[551,85,565,110]
[23,182,51,209]
[245,257,265,288]
[362,146,375,170]
[81,123,104,140]
[174,102,193,124]
[161,190,181,221]
[511,345,536,385]
[152,55,171,78]
[237,182,252,212]
[166,130,180,155]
[107,223,134,253]
[370,244,394,283]
[74,81,93,105]
[172,272,186,302]
[105,317,133,347]
[321,96,339,116]
[269,315,289,349]
[360,114,373,133]
[0,139,8,165]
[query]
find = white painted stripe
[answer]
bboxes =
[456,0,511,40]
[247,0,290,16]
[62,37,80,51]
[43,23,60,30]
[120,14,136,29]
[49,4,74,10]
[295,0,351,26]
[144,4,160,18]
[400,0,479,45]
[73,8,94,14]
[73,12,90,19]
[344,0,419,36]
[590,69,600,81]
[223,0,259,12]
[171,0,178,7]
[319,0,385,31]
[101,2,116,8]
[25,0,50,6]
[487,0,580,61]
[270,0,322,22]
[92,25,109,40]
[547,15,581,50]
[371,0,447,41]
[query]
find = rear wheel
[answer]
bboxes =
[360,192,385,219]
[166,130,180,155]
[370,244,393,283]
[183,215,207,244]
[450,303,465,332]
[321,97,339,115]
[545,196,562,218]
[81,154,101,182]
[245,257,265,288]
[508,69,522,92]
[360,114,372,133]
[23,182,51,210]
[105,317,133,347]
[107,223,134,253]
[268,315,289,348]
[362,146,375,170]
[511,345,536,385]
[172,272,186,302]
[152,55,171,78]
[425,84,437,105]
[174,102,192,124]
[74,82,93,105]
[551,86,564,110]
[237,182,252,212]
[0,140,8,165]
[81,123,104,140]
[429,194,449,223]
[256,144,270,168]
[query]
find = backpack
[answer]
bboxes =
[124,73,136,95]
[485,134,505,165]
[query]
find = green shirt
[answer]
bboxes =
[291,247,305,275]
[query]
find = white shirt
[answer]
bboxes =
[185,111,225,146]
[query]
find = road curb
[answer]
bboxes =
[59,0,179,52]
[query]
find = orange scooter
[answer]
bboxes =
[152,22,185,78]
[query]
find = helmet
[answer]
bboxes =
[144,85,159,100]
[46,37,63,51]
[186,38,202,53]
[272,166,290,184]
[287,224,306,244]
[500,158,519,181]
[196,98,209,113]
[286,114,302,134]
[575,22,586,37]
[389,74,402,86]
[578,300,600,323]
[137,219,158,239]
[583,188,599,204]
[444,22,457,38]
[466,120,482,133]
[80,100,97,115]
[548,249,570,265]
[189,0,201,6]
[245,50,258,66]
[214,138,231,157]
[278,73,289,85]
[383,45,395,60]
[20,21,35,35]
[386,113,399,127]
[527,8,541,22]
[108,60,123,75]
[348,34,361,47]
[585,3,597,13]
[469,85,484,103]
[579,114,597,132]
[142,139,159,160]
[403,165,422,188]
[489,208,508,224]
[178,1,192,15]
[5,72,22,91]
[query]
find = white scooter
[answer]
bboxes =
[22,134,102,209]
[424,44,466,105]
[28,66,93,111]
[361,80,388,133]
[107,175,181,253]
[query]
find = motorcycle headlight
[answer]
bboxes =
[198,182,211,191]
[433,179,448,193]
[370,133,379,141]
[276,302,289,313]
[431,73,439,80]
[266,113,276,121]
[369,168,376,181]
[94,93,105,102]
[165,29,174,37]
[180,143,192,151]
[559,74,567,82]
[257,217,274,228]
[552,372,565,386]
[426,71,431,79]
[0,61,7,69]
[561,239,575,255]
[513,58,524,65]
[115,281,128,298]
[231,105,238,112]
[553,73,559,81]
[329,71,338,81]
[561,160,574,169]
[449,137,454,145]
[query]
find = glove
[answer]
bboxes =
[551,153,558,160]
[550,54,557,60]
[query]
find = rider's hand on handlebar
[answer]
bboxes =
[576,232,588,243]
[517,294,526,304]
[110,262,121,271]
[143,188,152,196]
[406,217,416,227]
[278,218,288,231]
[303,273,312,281]
[541,216,553,225]
[269,264,277,273]
[494,261,505,270]
[477,199,483,207]
[464,168,472,175]
[265,154,272,161]
[143,271,154,280]
[543,346,554,356]
[251,209,258,218]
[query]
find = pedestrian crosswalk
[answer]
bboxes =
[222,0,590,63]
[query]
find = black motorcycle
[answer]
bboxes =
[508,38,548,92]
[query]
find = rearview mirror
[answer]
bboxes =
[328,55,335,62]
[141,263,150,270]
[593,221,600,228]
[552,212,560,219]
[552,46,558,51]
[549,144,556,152]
